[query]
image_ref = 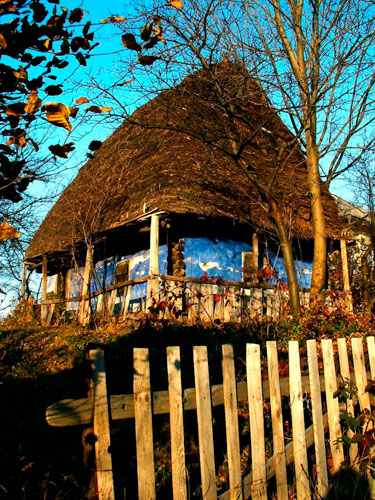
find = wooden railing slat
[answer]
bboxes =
[193,346,217,500]
[367,336,375,378]
[222,344,243,500]
[47,373,351,426]
[167,347,187,500]
[247,343,267,500]
[133,348,156,500]
[89,349,115,500]
[306,339,328,498]
[289,341,310,500]
[266,341,288,500]
[321,339,344,473]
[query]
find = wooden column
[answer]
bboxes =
[41,254,48,322]
[147,215,159,308]
[252,232,259,269]
[79,245,93,325]
[20,262,27,300]
[340,239,352,311]
[65,269,71,310]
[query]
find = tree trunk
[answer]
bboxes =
[306,137,327,303]
[269,199,301,315]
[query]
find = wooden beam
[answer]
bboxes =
[252,232,259,269]
[79,245,93,325]
[20,262,27,300]
[41,254,48,322]
[147,215,159,307]
[340,239,352,311]
[46,372,354,427]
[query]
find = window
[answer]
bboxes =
[115,259,130,283]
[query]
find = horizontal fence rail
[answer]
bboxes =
[46,337,375,499]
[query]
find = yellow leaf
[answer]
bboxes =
[43,39,51,50]
[43,102,72,132]
[25,91,42,115]
[13,66,28,80]
[99,106,112,112]
[75,96,90,104]
[167,0,184,7]
[0,33,7,49]
[0,221,20,240]
[101,15,126,23]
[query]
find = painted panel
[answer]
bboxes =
[184,237,252,280]
[267,250,312,288]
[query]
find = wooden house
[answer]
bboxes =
[23,63,347,324]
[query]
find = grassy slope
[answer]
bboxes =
[1,308,374,499]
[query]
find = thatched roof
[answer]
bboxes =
[26,63,343,261]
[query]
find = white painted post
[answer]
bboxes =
[41,254,48,322]
[79,245,93,324]
[147,215,159,308]
[340,239,352,312]
[20,262,27,300]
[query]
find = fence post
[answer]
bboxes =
[89,349,115,500]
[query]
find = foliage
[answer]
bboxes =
[0,0,96,203]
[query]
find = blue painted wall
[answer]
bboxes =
[184,237,252,280]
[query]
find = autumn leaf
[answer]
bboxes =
[69,8,84,24]
[75,96,90,104]
[153,16,162,26]
[25,90,42,115]
[167,0,184,7]
[120,77,136,86]
[13,66,28,80]
[138,55,159,66]
[121,33,141,51]
[0,221,20,240]
[69,107,79,118]
[101,15,126,23]
[5,102,26,116]
[45,85,63,96]
[6,132,26,148]
[141,23,153,41]
[86,105,112,113]
[88,140,102,151]
[43,102,72,132]
[49,142,75,158]
[0,33,7,48]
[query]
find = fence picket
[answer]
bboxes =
[167,347,187,500]
[133,348,156,500]
[193,346,217,500]
[337,338,358,465]
[367,336,375,378]
[321,339,344,473]
[246,343,267,499]
[266,341,288,500]
[89,349,115,500]
[222,344,243,500]
[288,341,310,500]
[351,338,372,416]
[306,340,328,498]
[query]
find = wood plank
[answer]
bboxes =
[149,214,159,275]
[247,343,267,499]
[193,346,217,500]
[250,288,263,318]
[133,348,156,500]
[337,338,358,465]
[20,262,27,300]
[266,341,287,500]
[89,349,115,500]
[45,303,55,327]
[107,289,117,318]
[222,344,243,500]
[47,373,351,427]
[367,336,375,378]
[351,337,372,416]
[340,239,353,311]
[220,414,329,500]
[306,340,328,498]
[167,347,187,500]
[122,285,132,320]
[321,339,344,473]
[41,254,48,322]
[200,284,214,322]
[79,245,93,325]
[289,341,310,500]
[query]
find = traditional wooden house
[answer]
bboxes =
[23,63,347,324]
